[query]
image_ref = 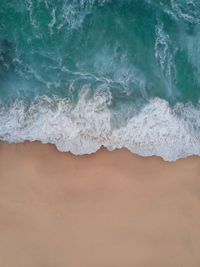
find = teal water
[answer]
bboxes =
[0,0,200,161]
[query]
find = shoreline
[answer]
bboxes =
[0,141,200,267]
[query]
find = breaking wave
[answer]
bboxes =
[1,90,200,161]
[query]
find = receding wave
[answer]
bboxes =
[1,90,200,161]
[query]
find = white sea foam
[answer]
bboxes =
[155,22,177,96]
[0,89,200,161]
[62,0,110,30]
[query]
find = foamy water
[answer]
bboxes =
[1,89,200,161]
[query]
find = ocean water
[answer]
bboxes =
[0,0,200,161]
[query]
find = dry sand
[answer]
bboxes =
[0,141,200,267]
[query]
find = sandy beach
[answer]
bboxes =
[0,141,200,267]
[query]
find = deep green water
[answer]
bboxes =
[0,0,200,161]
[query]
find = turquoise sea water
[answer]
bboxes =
[0,0,200,161]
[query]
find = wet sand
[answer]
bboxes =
[0,141,200,267]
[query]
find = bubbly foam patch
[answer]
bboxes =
[0,90,200,161]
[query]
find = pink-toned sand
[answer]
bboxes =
[0,141,200,267]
